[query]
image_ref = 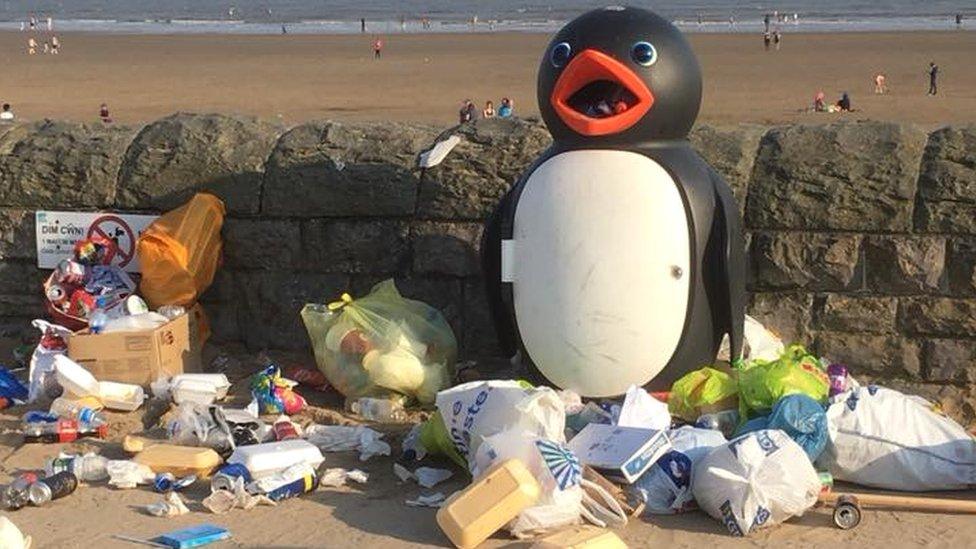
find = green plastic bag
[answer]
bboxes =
[736,344,828,418]
[301,279,457,404]
[668,367,738,421]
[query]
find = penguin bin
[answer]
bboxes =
[482,6,746,397]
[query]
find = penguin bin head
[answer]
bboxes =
[538,6,702,143]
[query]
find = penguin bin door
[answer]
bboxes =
[507,150,691,397]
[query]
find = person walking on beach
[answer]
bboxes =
[928,62,939,95]
[956,14,963,28]
[373,38,383,59]
[27,37,37,55]
[763,32,771,51]
[764,14,771,33]
[361,18,366,33]
[46,16,52,32]
[773,31,782,50]
[874,73,887,94]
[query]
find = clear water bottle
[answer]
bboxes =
[89,308,108,334]
[49,397,103,424]
[350,397,407,422]
[45,453,108,482]
[157,305,186,320]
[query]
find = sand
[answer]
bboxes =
[3,347,976,548]
[0,30,975,128]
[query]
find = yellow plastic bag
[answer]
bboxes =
[301,279,457,404]
[137,193,225,308]
[668,367,738,421]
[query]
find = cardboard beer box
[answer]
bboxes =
[567,424,672,484]
[67,305,204,388]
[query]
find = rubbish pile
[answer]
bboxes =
[1,195,974,548]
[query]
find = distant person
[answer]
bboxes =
[764,14,771,32]
[43,41,50,54]
[27,37,37,55]
[46,16,52,31]
[763,32,771,50]
[361,18,366,33]
[814,90,826,112]
[928,62,939,95]
[281,24,287,34]
[19,21,24,32]
[874,73,887,94]
[697,13,703,26]
[773,30,782,50]
[28,14,36,31]
[459,99,476,123]
[399,15,406,32]
[483,100,496,118]
[836,92,852,112]
[373,38,383,59]
[51,35,60,54]
[956,14,963,28]
[0,104,14,121]
[729,15,735,27]
[99,103,113,124]
[498,97,513,118]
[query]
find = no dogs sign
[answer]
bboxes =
[35,211,159,272]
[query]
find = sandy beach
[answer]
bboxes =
[1,30,975,128]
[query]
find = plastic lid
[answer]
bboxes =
[54,355,100,398]
[77,408,95,424]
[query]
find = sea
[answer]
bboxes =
[0,0,972,34]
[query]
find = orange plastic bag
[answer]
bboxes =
[137,193,225,308]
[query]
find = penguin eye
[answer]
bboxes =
[631,41,658,66]
[550,42,571,68]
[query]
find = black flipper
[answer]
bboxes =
[480,190,519,357]
[711,170,747,362]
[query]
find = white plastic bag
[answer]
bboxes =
[692,430,820,536]
[435,380,566,467]
[614,384,671,430]
[630,426,727,514]
[27,319,73,402]
[717,315,784,362]
[106,460,156,489]
[818,385,976,491]
[304,424,391,461]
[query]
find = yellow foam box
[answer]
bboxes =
[531,526,628,549]
[436,459,541,548]
[133,444,222,478]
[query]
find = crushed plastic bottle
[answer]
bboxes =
[88,308,108,334]
[349,397,407,422]
[49,397,103,424]
[45,453,109,482]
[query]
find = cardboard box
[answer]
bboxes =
[567,424,672,484]
[67,309,202,387]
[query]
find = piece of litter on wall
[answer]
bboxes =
[417,135,461,168]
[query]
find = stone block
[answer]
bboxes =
[116,113,281,214]
[222,218,301,270]
[689,124,765,209]
[0,261,44,295]
[947,238,976,296]
[747,292,814,346]
[263,121,436,217]
[818,295,896,334]
[864,236,945,294]
[417,118,552,220]
[0,121,135,208]
[898,297,976,337]
[925,339,976,383]
[0,294,44,318]
[237,271,349,350]
[411,222,483,277]
[816,332,921,378]
[0,209,35,260]
[746,122,928,231]
[914,126,976,234]
[749,232,861,291]
[303,220,409,274]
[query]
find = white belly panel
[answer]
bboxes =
[511,150,691,397]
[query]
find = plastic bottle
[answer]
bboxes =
[350,397,407,422]
[49,397,103,424]
[45,453,109,482]
[89,308,108,334]
[1,477,33,510]
[157,305,186,320]
[23,418,108,444]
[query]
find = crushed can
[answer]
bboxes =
[211,463,252,492]
[264,471,317,502]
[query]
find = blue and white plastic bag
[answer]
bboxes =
[630,426,726,514]
[692,429,820,536]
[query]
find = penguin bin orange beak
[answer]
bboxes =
[551,49,654,136]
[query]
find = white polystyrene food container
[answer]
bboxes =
[169,374,231,400]
[98,381,146,411]
[226,440,325,479]
[171,378,220,406]
[54,354,100,398]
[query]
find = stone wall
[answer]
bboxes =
[1,114,973,416]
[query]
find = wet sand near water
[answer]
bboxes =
[0,30,975,128]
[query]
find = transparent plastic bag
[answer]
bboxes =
[301,279,457,403]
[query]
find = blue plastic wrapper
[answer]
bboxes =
[0,366,29,408]
[733,415,770,438]
[765,394,828,461]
